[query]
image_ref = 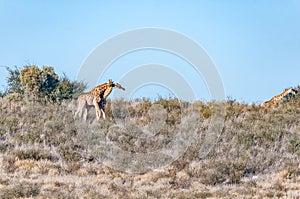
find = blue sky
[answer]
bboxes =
[1,0,300,103]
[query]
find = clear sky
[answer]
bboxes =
[1,0,300,103]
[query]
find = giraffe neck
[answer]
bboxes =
[103,87,113,99]
[262,88,297,107]
[271,89,293,104]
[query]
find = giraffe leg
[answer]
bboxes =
[100,98,106,119]
[83,107,88,121]
[95,106,101,120]
[93,99,102,120]
[75,99,84,118]
[74,108,80,118]
[101,109,106,119]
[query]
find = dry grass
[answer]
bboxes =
[0,91,300,198]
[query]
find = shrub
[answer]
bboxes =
[58,143,83,162]
[3,65,86,102]
[155,97,182,125]
[20,65,58,100]
[0,90,5,98]
[5,66,23,94]
[0,183,40,199]
[54,74,86,101]
[287,138,300,156]
[13,149,53,161]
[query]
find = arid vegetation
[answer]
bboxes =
[0,66,299,198]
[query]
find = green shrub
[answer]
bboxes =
[54,74,86,101]
[58,143,83,162]
[0,143,9,152]
[0,183,40,199]
[287,138,300,156]
[13,149,53,161]
[3,65,86,102]
[20,65,58,100]
[5,66,23,94]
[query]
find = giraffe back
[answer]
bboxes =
[262,88,298,107]
[78,93,95,106]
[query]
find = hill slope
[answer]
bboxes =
[0,93,299,198]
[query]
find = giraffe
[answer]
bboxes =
[75,80,125,120]
[261,88,298,107]
[99,82,125,118]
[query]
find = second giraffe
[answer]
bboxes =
[261,88,298,107]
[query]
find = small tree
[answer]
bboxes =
[54,74,86,101]
[0,90,5,98]
[6,66,23,94]
[20,65,59,100]
[40,66,59,97]
[4,65,86,102]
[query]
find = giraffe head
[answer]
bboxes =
[284,88,298,99]
[112,82,125,90]
[290,88,298,95]
[282,88,298,101]
[106,79,125,90]
[107,79,113,86]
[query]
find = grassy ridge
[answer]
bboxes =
[0,92,299,198]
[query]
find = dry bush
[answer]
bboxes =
[0,183,40,199]
[13,149,53,161]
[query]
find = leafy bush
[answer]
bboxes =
[3,65,86,102]
[20,65,58,99]
[5,66,23,94]
[0,90,5,98]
